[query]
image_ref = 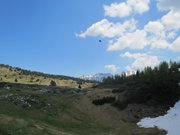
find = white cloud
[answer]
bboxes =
[104,0,150,18]
[157,0,180,11]
[77,0,180,54]
[106,10,180,51]
[143,20,175,49]
[107,30,148,51]
[144,20,165,37]
[156,1,180,51]
[170,36,180,52]
[127,0,150,14]
[104,2,132,18]
[105,65,119,73]
[120,52,146,59]
[120,52,160,70]
[77,19,136,38]
[161,11,180,31]
[76,0,180,73]
[150,38,170,49]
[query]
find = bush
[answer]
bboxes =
[49,80,56,87]
[113,100,128,110]
[78,84,81,89]
[15,78,18,82]
[92,97,115,105]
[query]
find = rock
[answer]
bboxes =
[4,85,11,90]
[40,89,49,93]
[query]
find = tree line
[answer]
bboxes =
[102,61,180,107]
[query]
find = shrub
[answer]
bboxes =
[49,80,56,87]
[92,97,116,105]
[113,100,128,110]
[78,84,81,89]
[15,78,18,82]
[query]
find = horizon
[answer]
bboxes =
[0,63,114,78]
[0,0,179,77]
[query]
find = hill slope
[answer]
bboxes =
[0,63,172,135]
[0,84,165,135]
[0,64,94,89]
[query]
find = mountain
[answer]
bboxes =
[124,70,136,76]
[79,73,112,82]
[79,71,136,82]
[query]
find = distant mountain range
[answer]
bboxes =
[79,71,137,82]
[79,73,112,82]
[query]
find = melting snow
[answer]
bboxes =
[137,100,180,135]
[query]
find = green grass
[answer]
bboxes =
[0,86,112,135]
[0,79,165,135]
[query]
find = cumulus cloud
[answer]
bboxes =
[120,52,146,59]
[105,65,119,73]
[106,10,180,51]
[155,1,180,51]
[127,0,150,14]
[77,19,136,38]
[150,39,170,49]
[106,9,180,51]
[143,21,169,49]
[76,0,180,73]
[157,0,180,11]
[108,30,148,51]
[161,11,180,31]
[104,2,132,18]
[170,36,180,52]
[144,20,165,37]
[77,0,180,52]
[120,52,161,70]
[104,0,150,18]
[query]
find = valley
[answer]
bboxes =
[0,62,179,135]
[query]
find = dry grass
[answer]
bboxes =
[0,66,94,89]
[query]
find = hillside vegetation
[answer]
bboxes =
[0,83,165,135]
[0,62,179,135]
[0,64,94,89]
[98,61,180,118]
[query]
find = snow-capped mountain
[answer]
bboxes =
[79,73,112,82]
[125,70,136,76]
[79,71,137,82]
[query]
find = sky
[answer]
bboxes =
[0,0,179,77]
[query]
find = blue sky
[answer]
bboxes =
[0,0,179,77]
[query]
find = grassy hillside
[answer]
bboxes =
[0,84,165,135]
[0,63,172,135]
[0,64,94,89]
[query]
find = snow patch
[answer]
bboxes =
[137,100,180,135]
